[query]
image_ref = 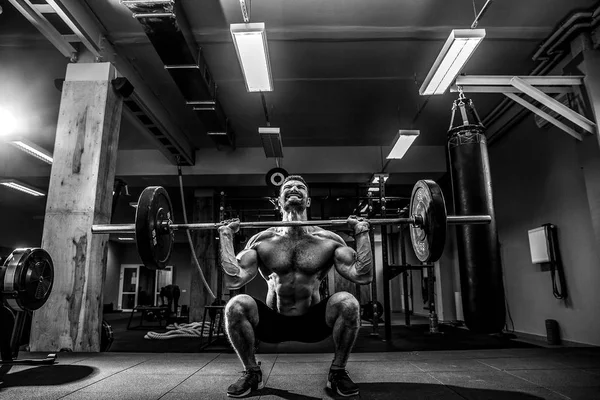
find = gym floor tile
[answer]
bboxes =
[61,391,165,400]
[260,373,335,399]
[584,368,600,375]
[555,355,600,369]
[196,360,275,375]
[151,352,220,362]
[125,359,212,374]
[161,393,232,400]
[167,373,247,394]
[477,357,573,371]
[409,350,484,359]
[74,371,188,393]
[70,358,147,371]
[500,348,565,356]
[347,351,434,362]
[275,353,335,363]
[507,369,600,387]
[542,386,600,400]
[409,359,496,372]
[0,388,74,400]
[269,361,331,375]
[351,371,439,384]
[346,360,422,374]
[428,370,541,389]
[214,353,278,362]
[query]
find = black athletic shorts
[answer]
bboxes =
[253,296,332,343]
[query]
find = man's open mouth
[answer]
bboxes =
[286,194,302,200]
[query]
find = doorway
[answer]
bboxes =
[118,264,173,311]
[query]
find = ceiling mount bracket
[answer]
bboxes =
[452,75,596,140]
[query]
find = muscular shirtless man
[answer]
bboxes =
[218,175,373,397]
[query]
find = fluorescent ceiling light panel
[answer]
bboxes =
[118,237,135,241]
[419,29,486,96]
[387,130,420,159]
[0,179,45,197]
[259,127,283,158]
[10,139,53,164]
[230,22,273,92]
[368,187,380,192]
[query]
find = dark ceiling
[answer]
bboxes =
[0,0,598,245]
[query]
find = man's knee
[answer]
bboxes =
[225,294,257,325]
[329,292,360,325]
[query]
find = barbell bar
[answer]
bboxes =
[90,180,492,269]
[91,215,491,234]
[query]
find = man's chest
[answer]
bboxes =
[256,234,337,274]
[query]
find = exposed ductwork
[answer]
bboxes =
[121,0,235,150]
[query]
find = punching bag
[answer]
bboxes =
[447,94,505,334]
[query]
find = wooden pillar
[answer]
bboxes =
[29,63,122,352]
[189,193,218,322]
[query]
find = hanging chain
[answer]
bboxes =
[240,0,251,23]
[458,85,466,99]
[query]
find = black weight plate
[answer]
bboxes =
[2,248,54,312]
[265,167,288,189]
[135,186,174,270]
[409,180,447,263]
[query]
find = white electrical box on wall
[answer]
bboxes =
[528,226,551,264]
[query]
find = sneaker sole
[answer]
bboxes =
[227,381,264,398]
[326,380,359,397]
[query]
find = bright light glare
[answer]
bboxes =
[231,23,273,92]
[0,108,18,137]
[387,130,420,159]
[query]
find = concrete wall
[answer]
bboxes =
[490,116,600,346]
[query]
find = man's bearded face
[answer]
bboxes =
[279,180,311,212]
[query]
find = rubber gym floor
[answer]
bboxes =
[1,312,599,399]
[1,347,599,399]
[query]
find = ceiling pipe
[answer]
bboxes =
[484,3,600,144]
[532,4,600,61]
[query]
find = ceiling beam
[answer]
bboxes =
[510,76,596,134]
[7,0,77,58]
[455,75,585,87]
[451,85,573,94]
[504,93,583,141]
[34,0,196,165]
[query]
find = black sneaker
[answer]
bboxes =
[227,366,263,398]
[327,368,359,397]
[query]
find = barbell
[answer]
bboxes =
[91,180,491,269]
